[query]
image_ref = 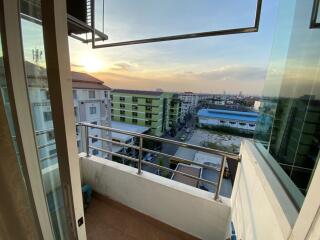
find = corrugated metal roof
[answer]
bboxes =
[197,109,258,122]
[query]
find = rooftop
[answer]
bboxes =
[111,121,150,142]
[171,164,202,188]
[112,89,164,96]
[72,71,111,90]
[197,108,259,122]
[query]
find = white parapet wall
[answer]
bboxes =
[231,140,299,240]
[80,154,231,240]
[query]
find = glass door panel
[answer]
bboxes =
[20,0,70,238]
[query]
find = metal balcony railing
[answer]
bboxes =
[77,122,240,200]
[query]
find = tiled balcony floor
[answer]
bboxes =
[85,194,200,240]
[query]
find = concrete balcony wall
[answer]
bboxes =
[80,154,231,240]
[231,140,299,240]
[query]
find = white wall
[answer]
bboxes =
[231,140,298,240]
[80,154,231,240]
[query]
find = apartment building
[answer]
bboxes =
[111,89,181,136]
[72,71,112,158]
[179,92,212,119]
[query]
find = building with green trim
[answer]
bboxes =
[111,90,181,136]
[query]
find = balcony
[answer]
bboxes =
[73,123,299,240]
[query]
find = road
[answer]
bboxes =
[142,115,197,175]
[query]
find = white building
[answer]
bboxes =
[72,71,112,158]
[24,62,112,167]
[179,92,212,120]
[197,109,258,132]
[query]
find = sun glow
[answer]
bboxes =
[80,53,104,73]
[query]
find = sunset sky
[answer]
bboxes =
[69,0,279,95]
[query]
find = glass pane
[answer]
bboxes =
[20,0,70,238]
[93,0,258,43]
[254,0,320,207]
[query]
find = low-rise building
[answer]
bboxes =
[197,108,258,132]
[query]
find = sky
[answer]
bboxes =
[69,0,279,95]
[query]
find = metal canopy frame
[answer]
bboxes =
[89,0,262,48]
[310,0,320,28]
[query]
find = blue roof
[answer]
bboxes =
[197,109,259,122]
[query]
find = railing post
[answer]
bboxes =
[214,155,227,200]
[85,125,90,157]
[138,137,143,174]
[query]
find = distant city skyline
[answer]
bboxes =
[67,1,279,95]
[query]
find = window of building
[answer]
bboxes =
[120,117,125,122]
[132,97,138,102]
[249,124,256,127]
[146,98,152,104]
[120,104,125,108]
[133,112,138,117]
[239,122,246,126]
[92,135,98,143]
[145,120,152,126]
[89,106,96,114]
[41,89,50,100]
[104,91,107,98]
[229,121,236,125]
[74,107,78,117]
[132,119,138,124]
[110,94,113,100]
[111,116,115,120]
[146,106,152,111]
[91,121,97,125]
[43,111,52,121]
[111,103,114,107]
[146,113,152,118]
[120,110,125,115]
[219,120,225,124]
[89,90,95,99]
[120,97,125,102]
[73,90,77,99]
[49,149,57,156]
[47,131,55,141]
[133,105,138,110]
[111,109,114,113]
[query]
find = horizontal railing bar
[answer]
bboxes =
[35,128,54,136]
[89,146,138,163]
[142,147,220,172]
[89,135,220,171]
[78,122,239,160]
[37,141,56,149]
[40,153,57,162]
[141,160,217,186]
[88,135,140,150]
[88,146,217,187]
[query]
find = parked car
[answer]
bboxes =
[180,135,187,141]
[143,153,153,162]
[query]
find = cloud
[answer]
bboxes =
[91,64,267,95]
[109,62,137,72]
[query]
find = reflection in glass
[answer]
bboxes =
[20,0,69,238]
[255,0,320,207]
